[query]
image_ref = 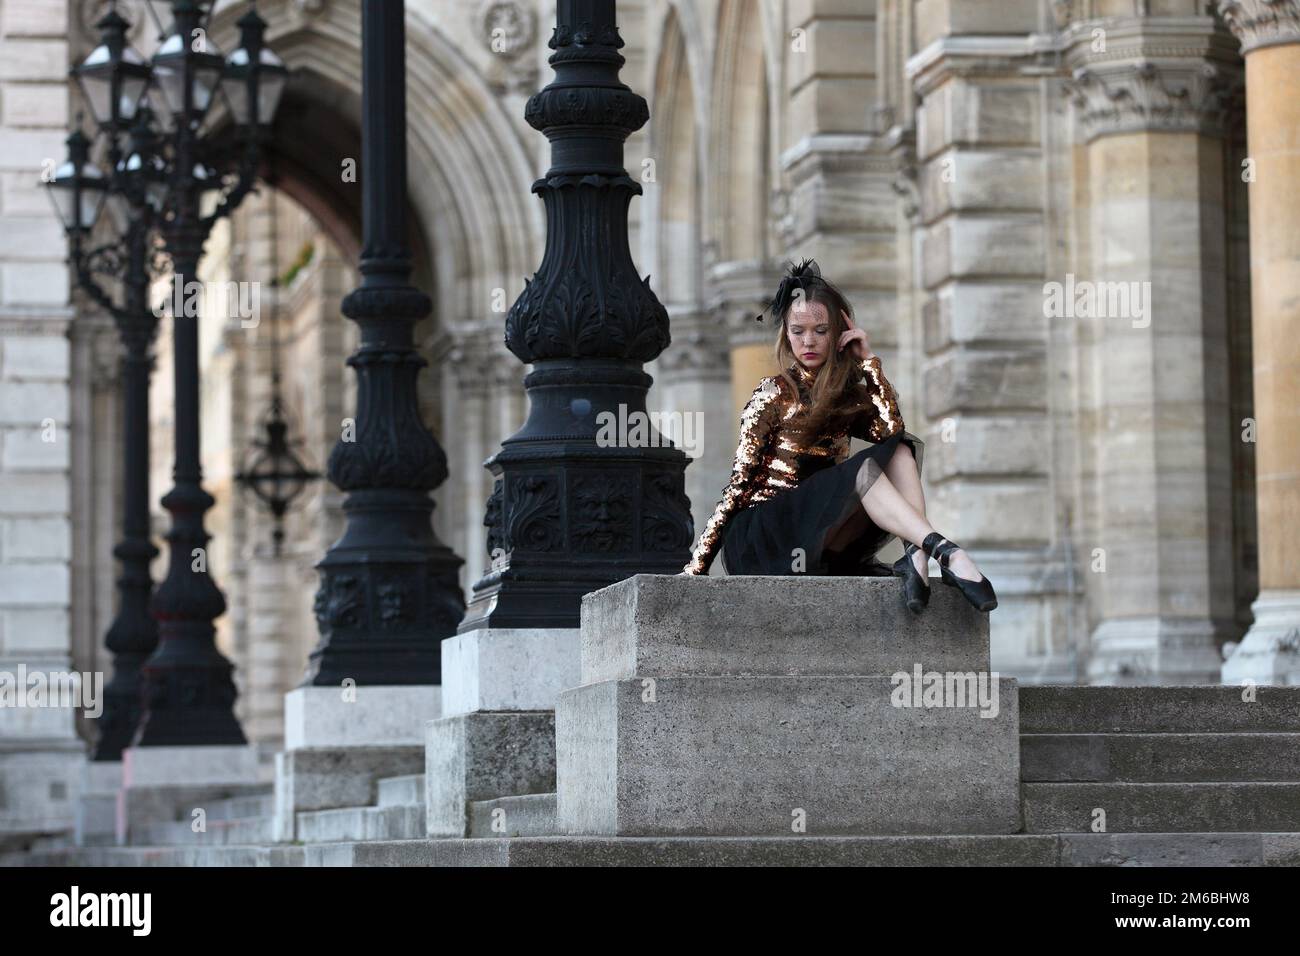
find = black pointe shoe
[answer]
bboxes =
[921,532,998,612]
[891,542,930,614]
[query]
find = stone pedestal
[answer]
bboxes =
[271,685,441,841]
[440,629,578,716]
[557,575,1021,836]
[1223,590,1300,685]
[425,627,578,836]
[283,685,441,749]
[116,745,260,845]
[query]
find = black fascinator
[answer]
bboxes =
[755,258,822,324]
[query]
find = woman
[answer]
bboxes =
[681,259,997,613]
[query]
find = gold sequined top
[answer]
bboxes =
[683,355,904,575]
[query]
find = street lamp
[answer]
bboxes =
[45,0,289,754]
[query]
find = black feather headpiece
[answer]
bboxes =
[755,258,822,324]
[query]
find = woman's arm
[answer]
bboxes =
[850,354,905,443]
[683,378,784,574]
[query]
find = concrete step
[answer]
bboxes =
[295,804,424,843]
[129,816,273,847]
[301,832,1300,867]
[1022,782,1300,833]
[10,831,1300,867]
[377,774,424,808]
[468,793,557,837]
[206,791,275,821]
[8,845,306,867]
[1022,732,1300,782]
[1021,685,1300,734]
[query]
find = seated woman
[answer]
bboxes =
[681,259,997,613]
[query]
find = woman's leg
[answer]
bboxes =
[855,461,985,582]
[881,443,928,577]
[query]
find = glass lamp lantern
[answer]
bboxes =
[151,12,226,125]
[73,8,153,132]
[222,7,289,127]
[46,129,109,234]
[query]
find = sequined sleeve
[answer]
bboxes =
[852,355,904,442]
[683,377,784,575]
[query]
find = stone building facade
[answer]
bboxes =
[1,0,1298,839]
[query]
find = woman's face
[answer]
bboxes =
[785,299,831,371]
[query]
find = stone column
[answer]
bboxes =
[1066,16,1241,683]
[908,7,1075,681]
[1219,0,1300,683]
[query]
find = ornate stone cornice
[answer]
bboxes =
[1062,18,1242,141]
[1219,0,1300,53]
[705,259,786,350]
[1067,60,1236,140]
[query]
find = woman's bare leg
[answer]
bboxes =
[856,463,985,582]
[882,443,928,577]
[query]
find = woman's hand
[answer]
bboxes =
[837,311,875,362]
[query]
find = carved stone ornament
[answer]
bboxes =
[1068,61,1234,141]
[1219,0,1300,53]
[480,1,535,59]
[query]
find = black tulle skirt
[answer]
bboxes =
[720,431,925,576]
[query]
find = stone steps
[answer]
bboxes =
[377,774,424,807]
[207,792,275,821]
[1022,782,1300,833]
[468,793,557,837]
[295,804,425,843]
[9,845,307,867]
[1021,732,1300,782]
[12,832,1300,867]
[1019,685,1300,733]
[130,816,274,847]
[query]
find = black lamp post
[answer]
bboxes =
[306,0,465,687]
[46,113,162,762]
[459,0,692,631]
[138,0,286,747]
[47,0,288,750]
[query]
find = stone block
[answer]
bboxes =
[425,711,556,837]
[440,627,579,717]
[1,427,68,470]
[921,350,1047,418]
[922,281,1046,352]
[557,674,1020,836]
[271,745,423,842]
[1,0,69,37]
[0,743,82,838]
[121,745,259,788]
[0,473,67,514]
[0,40,68,81]
[580,575,990,683]
[2,516,69,560]
[1,261,68,306]
[0,564,68,606]
[283,684,441,749]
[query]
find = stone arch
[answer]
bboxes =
[207,0,542,334]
